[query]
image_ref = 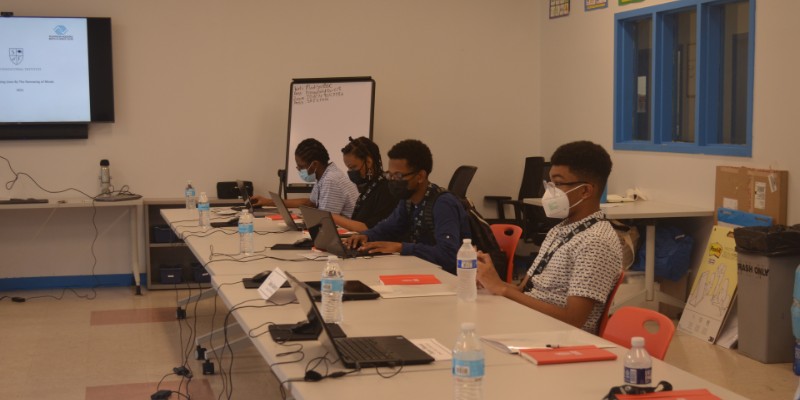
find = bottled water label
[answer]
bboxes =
[238,224,254,234]
[321,278,344,292]
[185,188,195,197]
[458,259,477,270]
[453,359,484,378]
[624,367,651,384]
[198,203,210,211]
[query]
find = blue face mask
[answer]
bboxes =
[298,163,317,183]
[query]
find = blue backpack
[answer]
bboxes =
[630,226,694,281]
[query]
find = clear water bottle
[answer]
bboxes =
[99,159,111,195]
[185,180,196,209]
[321,255,344,323]
[624,336,652,384]
[791,264,800,375]
[457,239,478,302]
[198,191,210,230]
[453,322,484,400]
[238,209,254,255]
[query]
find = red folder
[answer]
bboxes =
[519,345,617,365]
[379,274,441,285]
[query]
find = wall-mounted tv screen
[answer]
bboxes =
[0,16,114,139]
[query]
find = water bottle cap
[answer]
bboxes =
[100,159,109,166]
[461,322,475,331]
[241,210,249,215]
[631,337,645,347]
[462,239,472,244]
[327,255,339,261]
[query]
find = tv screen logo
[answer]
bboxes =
[8,48,23,65]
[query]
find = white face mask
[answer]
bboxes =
[541,181,586,219]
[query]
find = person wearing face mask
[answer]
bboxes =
[250,138,359,217]
[475,141,622,334]
[343,139,471,273]
[329,137,395,232]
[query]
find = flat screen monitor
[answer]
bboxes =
[0,16,114,139]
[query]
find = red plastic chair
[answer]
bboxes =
[490,224,523,283]
[597,271,625,337]
[601,306,676,360]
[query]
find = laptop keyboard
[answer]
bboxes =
[336,337,394,362]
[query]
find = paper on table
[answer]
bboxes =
[409,338,451,361]
[481,330,617,354]
[370,283,456,299]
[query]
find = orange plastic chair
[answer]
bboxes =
[490,224,523,282]
[597,271,625,337]
[601,306,676,360]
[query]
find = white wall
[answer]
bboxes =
[540,0,800,225]
[0,0,542,278]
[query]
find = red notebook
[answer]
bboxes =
[379,274,441,285]
[519,345,617,365]
[614,389,721,400]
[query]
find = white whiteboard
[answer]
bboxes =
[285,78,375,186]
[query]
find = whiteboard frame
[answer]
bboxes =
[283,76,375,194]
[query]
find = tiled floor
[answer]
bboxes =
[0,286,795,399]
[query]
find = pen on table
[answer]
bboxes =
[545,344,560,349]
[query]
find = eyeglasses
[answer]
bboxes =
[543,180,588,190]
[383,171,417,181]
[295,161,315,171]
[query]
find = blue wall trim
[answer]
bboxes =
[0,274,146,292]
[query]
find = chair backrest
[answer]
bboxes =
[597,271,625,337]
[517,157,546,200]
[490,224,523,282]
[448,165,478,199]
[601,306,676,360]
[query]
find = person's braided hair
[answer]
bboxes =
[295,138,330,165]
[341,136,384,177]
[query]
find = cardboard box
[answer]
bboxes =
[715,166,788,225]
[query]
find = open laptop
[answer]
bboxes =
[236,180,275,218]
[284,271,434,369]
[268,191,306,231]
[298,206,391,258]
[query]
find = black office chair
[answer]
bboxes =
[484,157,558,244]
[447,165,478,199]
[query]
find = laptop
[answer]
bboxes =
[236,180,275,218]
[298,206,391,258]
[269,191,306,231]
[284,271,434,369]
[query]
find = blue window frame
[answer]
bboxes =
[614,0,755,157]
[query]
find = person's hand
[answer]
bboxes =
[343,234,368,249]
[250,195,273,207]
[476,251,505,295]
[359,241,402,254]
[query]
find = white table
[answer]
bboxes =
[160,208,746,400]
[0,198,145,293]
[523,199,714,311]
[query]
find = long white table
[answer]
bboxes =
[161,207,745,400]
[524,199,714,311]
[0,197,144,292]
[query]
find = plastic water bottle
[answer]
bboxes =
[791,264,800,375]
[99,159,111,195]
[457,239,478,302]
[185,180,196,209]
[238,210,254,255]
[198,192,210,230]
[321,255,344,323]
[624,336,652,384]
[453,322,484,400]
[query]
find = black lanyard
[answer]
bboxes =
[406,183,435,243]
[528,216,602,278]
[353,176,383,217]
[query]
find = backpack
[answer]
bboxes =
[418,187,507,277]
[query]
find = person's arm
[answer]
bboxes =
[331,213,368,232]
[363,202,407,242]
[476,252,597,329]
[402,194,465,273]
[250,195,313,208]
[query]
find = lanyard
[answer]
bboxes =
[353,176,383,217]
[528,216,602,277]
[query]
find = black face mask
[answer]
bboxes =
[388,179,414,200]
[347,169,368,186]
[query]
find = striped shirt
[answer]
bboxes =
[310,163,359,218]
[525,211,622,333]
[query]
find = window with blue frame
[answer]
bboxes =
[613,0,755,157]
